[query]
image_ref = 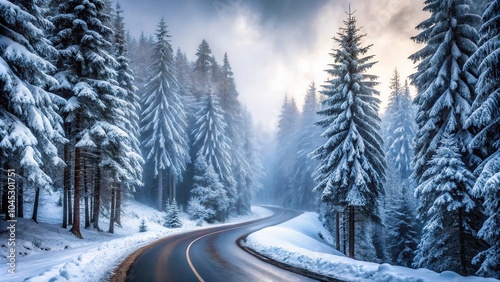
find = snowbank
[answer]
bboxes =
[243,212,499,282]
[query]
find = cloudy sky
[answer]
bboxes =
[118,0,428,137]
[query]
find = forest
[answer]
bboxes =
[1,0,499,280]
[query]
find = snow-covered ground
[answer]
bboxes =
[0,192,272,281]
[243,212,500,282]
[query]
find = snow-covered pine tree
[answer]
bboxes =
[129,32,153,94]
[105,2,144,233]
[465,1,500,278]
[188,154,230,223]
[164,199,182,228]
[216,53,252,214]
[192,39,217,99]
[138,219,147,232]
[384,71,416,182]
[294,83,322,210]
[409,0,480,182]
[175,48,196,117]
[413,134,481,275]
[311,9,385,259]
[272,95,300,207]
[140,18,190,211]
[50,0,130,238]
[409,0,486,274]
[0,0,65,220]
[386,185,419,267]
[191,90,236,207]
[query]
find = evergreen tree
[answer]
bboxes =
[409,0,485,274]
[192,39,216,98]
[294,83,321,210]
[140,18,190,211]
[130,32,153,93]
[413,134,480,275]
[409,0,480,183]
[0,0,65,219]
[384,71,416,181]
[138,219,147,232]
[273,95,300,207]
[386,185,419,267]
[164,199,182,228]
[191,91,235,208]
[188,154,230,223]
[466,0,500,278]
[311,10,385,259]
[50,0,128,238]
[216,53,252,214]
[105,2,144,233]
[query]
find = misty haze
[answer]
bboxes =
[1,0,499,281]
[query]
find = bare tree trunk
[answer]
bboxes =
[349,205,355,258]
[62,142,70,228]
[68,184,73,226]
[157,169,163,211]
[336,211,340,251]
[17,168,23,218]
[108,187,115,233]
[92,164,101,230]
[31,188,40,223]
[458,209,467,275]
[84,159,90,228]
[70,146,83,239]
[115,184,122,227]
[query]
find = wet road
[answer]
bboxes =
[125,207,316,282]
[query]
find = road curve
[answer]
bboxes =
[118,207,317,282]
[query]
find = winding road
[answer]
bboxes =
[114,207,318,282]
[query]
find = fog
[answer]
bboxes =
[119,0,427,139]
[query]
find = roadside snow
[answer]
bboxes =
[243,212,500,282]
[0,191,272,281]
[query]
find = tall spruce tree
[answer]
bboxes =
[413,134,479,275]
[0,0,65,219]
[409,0,480,181]
[386,185,419,267]
[409,0,485,274]
[217,53,251,214]
[294,83,321,210]
[106,2,144,232]
[192,39,216,98]
[191,91,235,205]
[311,10,385,259]
[50,0,128,238]
[466,0,500,278]
[140,18,189,210]
[188,154,230,223]
[273,95,300,207]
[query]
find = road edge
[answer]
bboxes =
[236,235,344,282]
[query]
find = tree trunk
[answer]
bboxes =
[31,188,40,223]
[84,160,90,228]
[108,187,115,234]
[70,146,83,239]
[157,169,163,211]
[68,184,73,226]
[349,205,355,258]
[115,184,122,227]
[336,211,340,251]
[92,164,101,230]
[62,142,70,228]
[17,168,23,218]
[458,209,467,275]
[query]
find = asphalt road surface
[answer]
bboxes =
[125,207,318,282]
